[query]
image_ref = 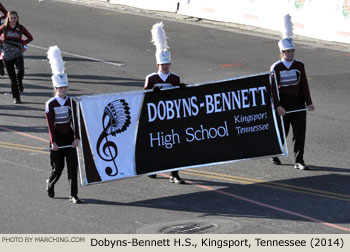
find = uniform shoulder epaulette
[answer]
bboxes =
[45,97,57,113]
[270,60,282,71]
[146,72,158,79]
[294,59,304,65]
[170,72,179,78]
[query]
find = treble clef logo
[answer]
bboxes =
[96,99,131,177]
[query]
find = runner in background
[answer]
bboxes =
[0,10,33,104]
[0,3,8,76]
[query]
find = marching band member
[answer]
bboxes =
[45,46,81,203]
[144,22,185,184]
[270,14,315,170]
[0,10,33,104]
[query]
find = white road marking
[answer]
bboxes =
[29,44,125,67]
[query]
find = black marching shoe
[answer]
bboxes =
[13,98,21,104]
[294,162,310,170]
[46,180,55,198]
[169,175,185,184]
[271,157,282,165]
[69,196,81,204]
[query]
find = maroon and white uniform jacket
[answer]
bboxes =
[45,95,79,144]
[270,59,312,108]
[144,71,180,90]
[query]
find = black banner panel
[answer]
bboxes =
[135,73,282,175]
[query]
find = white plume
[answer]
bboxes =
[281,13,293,38]
[47,46,65,74]
[151,22,169,52]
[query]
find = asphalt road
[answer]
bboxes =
[0,0,349,234]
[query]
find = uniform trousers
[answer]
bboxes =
[277,93,307,164]
[48,148,78,197]
[47,130,78,197]
[171,171,180,177]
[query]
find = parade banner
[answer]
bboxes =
[76,73,284,185]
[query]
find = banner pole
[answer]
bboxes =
[42,145,73,151]
[285,108,307,114]
[271,71,288,156]
[74,97,85,186]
